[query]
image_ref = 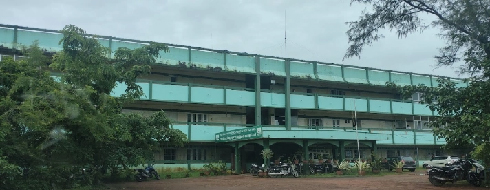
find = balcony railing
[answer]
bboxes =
[113,80,437,116]
[171,122,446,145]
[0,24,468,88]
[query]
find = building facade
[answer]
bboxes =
[0,24,468,172]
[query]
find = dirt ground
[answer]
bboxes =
[106,172,486,190]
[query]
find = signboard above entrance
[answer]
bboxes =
[215,126,262,142]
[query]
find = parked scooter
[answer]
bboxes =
[134,165,160,182]
[427,159,484,187]
[267,162,300,178]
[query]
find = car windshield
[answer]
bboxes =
[450,156,459,159]
[402,157,414,161]
[433,156,446,160]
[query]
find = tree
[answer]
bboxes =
[344,0,490,165]
[0,25,187,189]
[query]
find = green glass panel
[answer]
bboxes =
[317,64,343,82]
[259,58,286,76]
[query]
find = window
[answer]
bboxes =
[345,119,351,123]
[412,92,424,103]
[164,149,176,160]
[187,113,208,124]
[170,76,177,82]
[306,89,313,93]
[345,150,364,159]
[308,119,322,129]
[187,149,207,160]
[332,119,340,127]
[331,89,345,96]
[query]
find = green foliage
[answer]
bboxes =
[0,25,186,189]
[261,148,274,159]
[370,155,383,170]
[346,0,490,167]
[203,161,227,174]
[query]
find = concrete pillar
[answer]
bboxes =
[284,59,291,130]
[263,139,270,168]
[255,56,261,126]
[339,141,345,161]
[371,141,377,162]
[234,142,241,173]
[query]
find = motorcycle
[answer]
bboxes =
[250,164,261,176]
[267,162,300,178]
[427,159,484,187]
[134,165,160,182]
[310,163,334,174]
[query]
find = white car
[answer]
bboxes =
[423,156,459,168]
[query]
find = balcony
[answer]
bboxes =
[172,122,445,145]
[0,24,468,89]
[108,80,438,116]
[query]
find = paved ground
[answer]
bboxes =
[106,172,486,190]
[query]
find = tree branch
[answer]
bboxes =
[402,0,483,45]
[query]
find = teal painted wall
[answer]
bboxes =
[393,131,415,144]
[290,61,314,78]
[369,99,391,113]
[190,124,225,141]
[260,92,285,107]
[413,103,433,116]
[290,94,315,109]
[225,54,255,73]
[17,30,63,52]
[318,96,343,110]
[191,49,224,68]
[344,67,368,84]
[317,64,344,82]
[159,47,189,66]
[0,27,14,48]
[190,87,224,104]
[225,89,255,106]
[260,57,286,76]
[416,132,435,145]
[152,83,188,102]
[412,75,432,87]
[344,98,368,112]
[368,70,390,86]
[392,101,413,115]
[391,72,412,86]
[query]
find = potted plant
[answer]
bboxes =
[260,149,273,177]
[337,160,351,175]
[355,160,370,176]
[393,161,404,173]
[370,155,382,174]
[317,154,324,164]
[370,158,382,174]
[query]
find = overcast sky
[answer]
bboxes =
[2,0,466,78]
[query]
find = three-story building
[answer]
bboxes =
[0,24,467,173]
